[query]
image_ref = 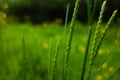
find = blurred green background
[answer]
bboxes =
[0,0,120,80]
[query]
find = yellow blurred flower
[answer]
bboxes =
[2,3,9,9]
[78,45,85,53]
[104,73,109,78]
[116,32,120,38]
[53,18,63,24]
[101,28,105,33]
[109,67,115,73]
[102,63,107,69]
[114,39,119,45]
[96,75,103,80]
[98,49,104,55]
[3,13,7,18]
[43,43,48,49]
[0,11,7,19]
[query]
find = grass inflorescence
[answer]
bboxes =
[64,0,80,79]
[48,0,119,80]
[0,0,119,80]
[87,1,107,79]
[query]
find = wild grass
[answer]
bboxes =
[49,0,119,80]
[64,0,80,80]
[0,0,119,80]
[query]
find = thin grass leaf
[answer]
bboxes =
[62,2,70,79]
[80,0,96,79]
[81,25,92,80]
[92,0,97,22]
[63,2,70,42]
[87,0,92,25]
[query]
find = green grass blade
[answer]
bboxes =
[62,2,70,79]
[80,0,97,79]
[87,0,92,25]
[81,25,92,80]
[92,0,97,22]
[63,2,70,42]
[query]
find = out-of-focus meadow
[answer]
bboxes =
[0,0,120,80]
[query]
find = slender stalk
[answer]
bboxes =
[81,25,92,80]
[63,2,70,41]
[22,34,27,80]
[48,39,53,80]
[87,0,92,25]
[80,0,95,79]
[62,1,70,79]
[92,0,97,21]
[51,42,59,80]
[95,10,118,54]
[87,4,118,80]
[64,0,80,79]
[87,1,107,80]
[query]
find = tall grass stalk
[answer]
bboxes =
[64,0,80,79]
[94,10,118,55]
[92,0,97,21]
[50,42,59,80]
[87,1,106,79]
[81,0,97,79]
[94,10,118,74]
[63,1,70,41]
[62,1,70,79]
[87,1,118,80]
[22,34,27,80]
[48,39,53,80]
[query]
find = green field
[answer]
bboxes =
[0,22,120,80]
